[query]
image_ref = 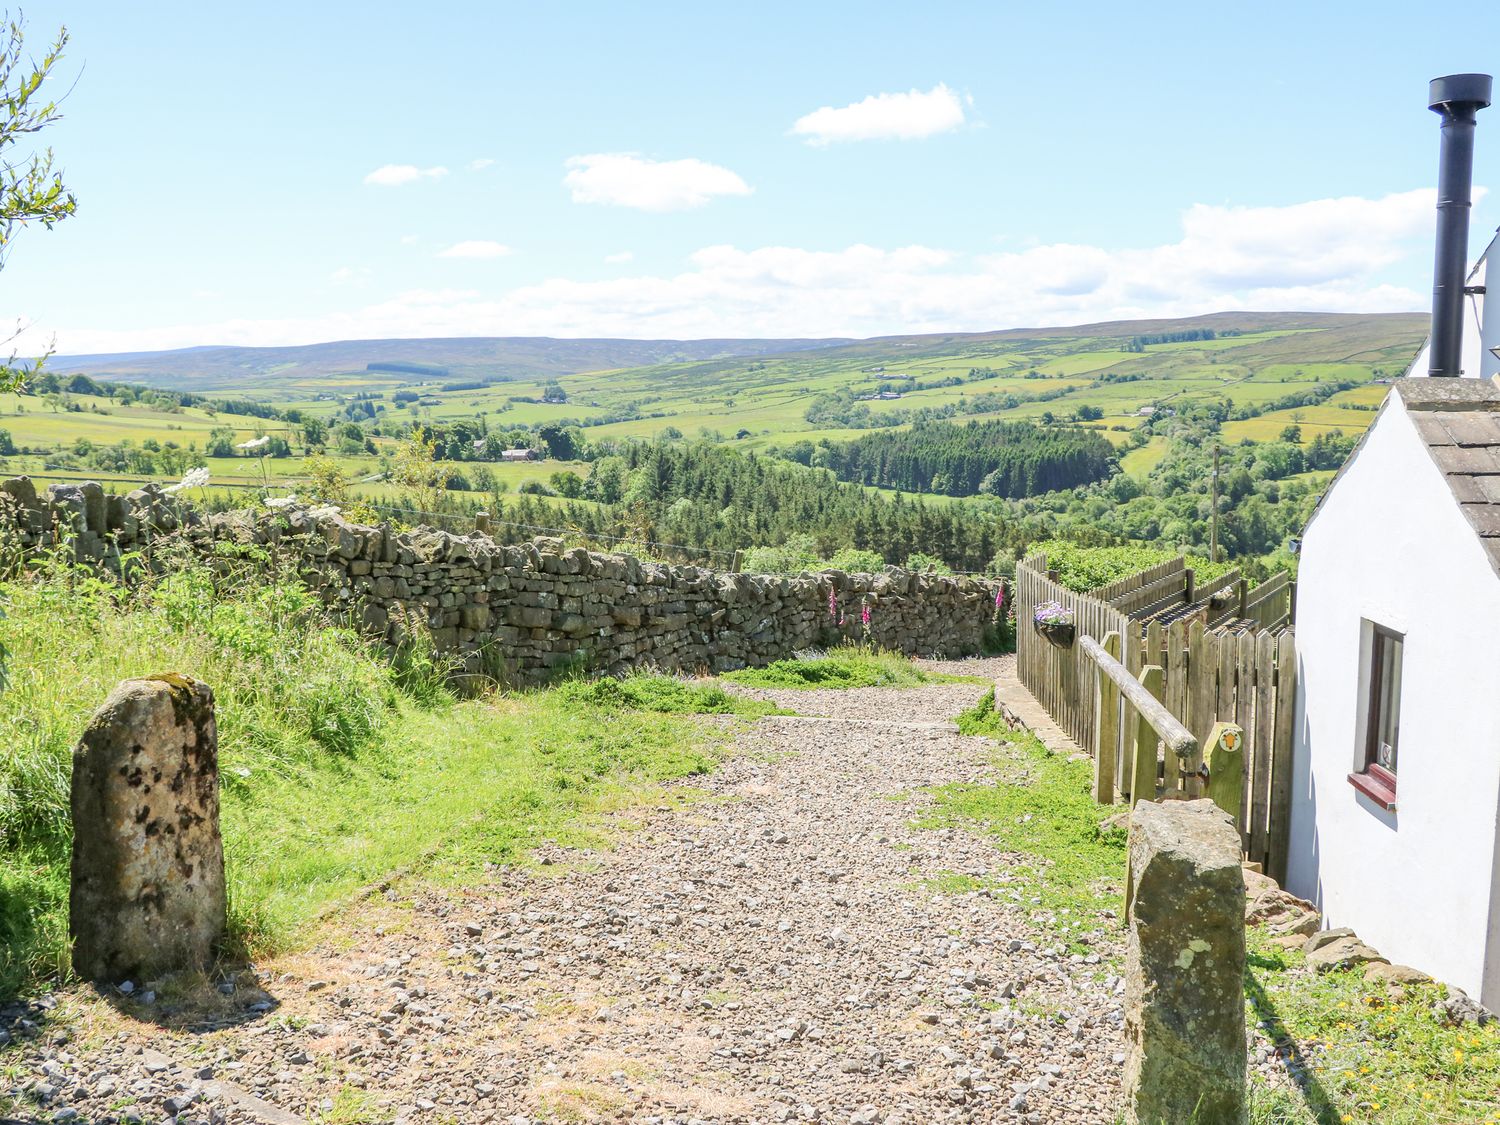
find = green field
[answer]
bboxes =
[10,312,1424,520]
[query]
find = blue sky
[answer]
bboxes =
[5,0,1500,355]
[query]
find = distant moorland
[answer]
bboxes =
[3,309,1427,574]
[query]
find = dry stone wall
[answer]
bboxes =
[0,476,1000,682]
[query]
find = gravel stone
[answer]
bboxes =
[4,658,1131,1122]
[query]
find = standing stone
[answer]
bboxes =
[1123,799,1246,1125]
[70,675,226,982]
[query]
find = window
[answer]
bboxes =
[1349,623,1402,810]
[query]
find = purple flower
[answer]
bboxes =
[1033,600,1074,626]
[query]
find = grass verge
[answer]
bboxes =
[915,690,1125,947]
[0,549,739,993]
[721,645,963,690]
[1243,929,1500,1124]
[934,694,1500,1124]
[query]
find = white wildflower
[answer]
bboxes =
[307,504,342,519]
[264,494,298,509]
[163,466,211,494]
[236,435,272,452]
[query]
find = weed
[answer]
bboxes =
[1243,928,1500,1124]
[722,645,953,690]
[916,715,1125,943]
[315,1085,383,1125]
[954,689,1008,737]
[0,556,734,992]
[553,673,782,717]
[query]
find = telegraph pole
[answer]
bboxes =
[1210,445,1220,563]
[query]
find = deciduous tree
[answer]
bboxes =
[1,14,77,390]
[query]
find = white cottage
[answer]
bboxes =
[1287,228,1500,1006]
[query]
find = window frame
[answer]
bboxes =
[1348,622,1402,811]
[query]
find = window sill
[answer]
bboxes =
[1348,769,1397,812]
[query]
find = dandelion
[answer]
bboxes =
[163,466,210,494]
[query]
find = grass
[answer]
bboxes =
[931,695,1500,1125]
[916,691,1126,942]
[0,551,741,993]
[1242,930,1500,1124]
[552,672,784,717]
[720,645,957,690]
[14,315,1424,504]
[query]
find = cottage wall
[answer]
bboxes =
[1288,396,1500,1006]
[0,477,998,683]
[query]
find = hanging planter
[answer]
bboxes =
[1034,601,1076,647]
[1036,620,1076,647]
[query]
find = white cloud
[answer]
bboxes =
[604,251,634,264]
[791,83,967,145]
[563,153,752,211]
[437,240,515,259]
[469,158,496,171]
[363,163,449,186]
[399,234,420,245]
[329,267,356,283]
[30,190,1440,354]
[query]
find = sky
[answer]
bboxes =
[4,0,1500,357]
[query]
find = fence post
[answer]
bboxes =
[1123,799,1247,1124]
[1093,630,1122,804]
[1130,664,1163,807]
[1203,721,1245,828]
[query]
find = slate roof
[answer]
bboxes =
[1397,378,1500,569]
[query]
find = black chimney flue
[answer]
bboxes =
[1428,73,1492,377]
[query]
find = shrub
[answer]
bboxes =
[740,534,822,575]
[827,547,886,574]
[904,552,953,575]
[1027,539,1237,593]
[0,552,401,990]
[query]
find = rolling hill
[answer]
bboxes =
[44,335,855,392]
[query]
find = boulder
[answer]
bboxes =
[1305,934,1388,974]
[1364,962,1432,986]
[1434,989,1493,1026]
[70,675,226,981]
[1246,887,1320,938]
[1123,799,1246,1125]
[1304,927,1354,954]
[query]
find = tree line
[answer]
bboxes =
[776,420,1116,497]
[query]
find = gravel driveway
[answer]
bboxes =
[3,657,1128,1125]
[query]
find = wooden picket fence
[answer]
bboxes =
[1015,554,1298,880]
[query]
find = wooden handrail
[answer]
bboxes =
[1079,634,1198,759]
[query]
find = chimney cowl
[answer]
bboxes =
[1430,73,1493,114]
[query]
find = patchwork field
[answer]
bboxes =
[7,311,1426,515]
